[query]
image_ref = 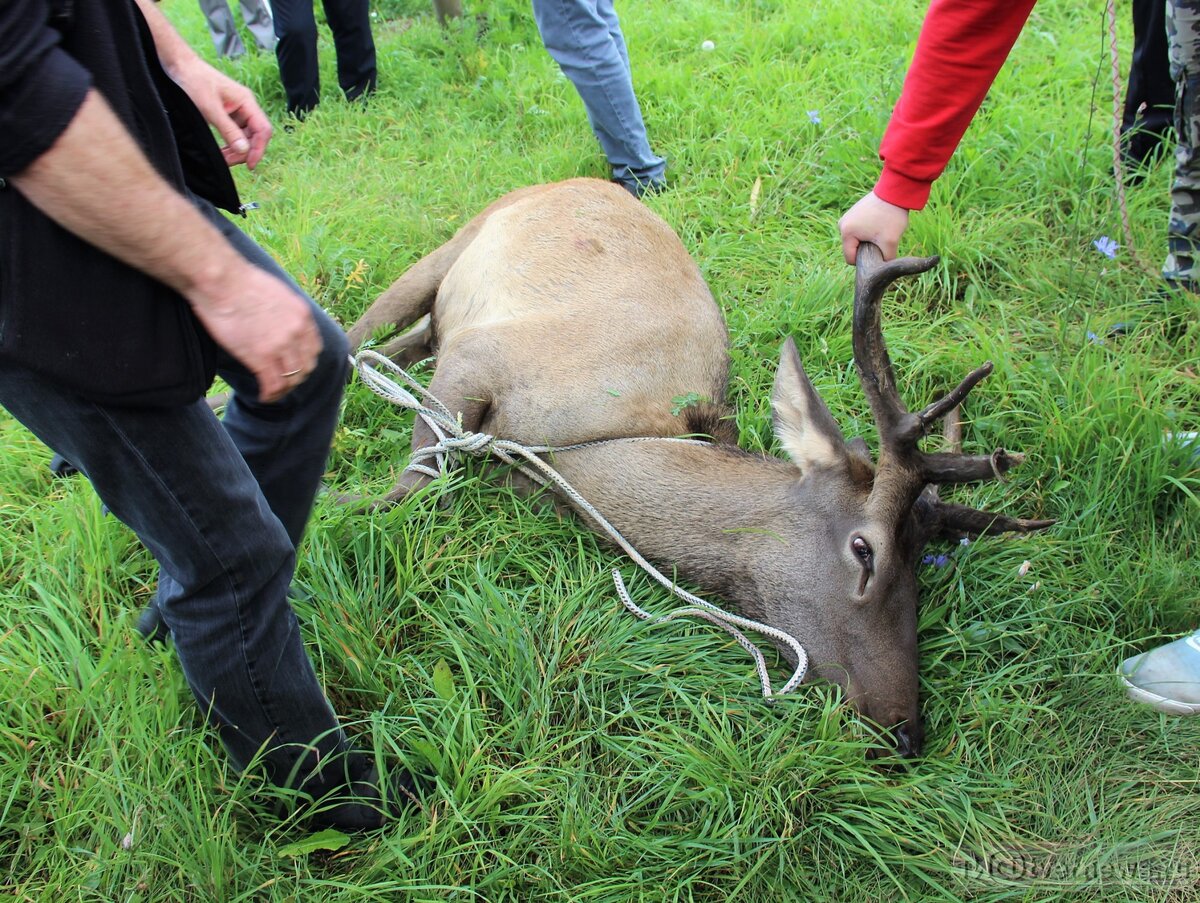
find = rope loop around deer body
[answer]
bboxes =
[351,349,810,699]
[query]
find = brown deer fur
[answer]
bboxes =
[347,178,1052,758]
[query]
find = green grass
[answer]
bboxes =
[3,0,1200,899]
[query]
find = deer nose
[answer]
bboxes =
[893,723,923,759]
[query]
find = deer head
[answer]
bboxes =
[761,243,1053,757]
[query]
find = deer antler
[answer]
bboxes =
[853,242,1054,535]
[916,410,1056,540]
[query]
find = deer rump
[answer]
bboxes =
[348,178,1052,759]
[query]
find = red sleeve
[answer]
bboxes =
[873,0,1038,211]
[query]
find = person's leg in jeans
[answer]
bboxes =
[531,0,666,195]
[0,201,406,823]
[272,0,321,116]
[240,0,278,52]
[0,357,367,805]
[322,0,377,103]
[139,198,350,637]
[198,0,248,59]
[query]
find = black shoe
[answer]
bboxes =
[49,453,79,478]
[1119,119,1172,186]
[1107,281,1193,338]
[614,176,669,200]
[135,601,171,645]
[306,759,423,833]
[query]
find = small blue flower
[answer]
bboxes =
[806,110,821,124]
[1093,236,1118,258]
[1086,330,1106,346]
[922,553,951,568]
[959,537,971,546]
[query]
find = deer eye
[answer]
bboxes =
[851,535,874,566]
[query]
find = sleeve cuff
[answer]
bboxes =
[873,168,933,212]
[0,45,92,175]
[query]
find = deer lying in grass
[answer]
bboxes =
[347,178,1052,758]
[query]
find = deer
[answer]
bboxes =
[345,178,1053,758]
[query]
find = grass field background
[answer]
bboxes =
[2,0,1199,899]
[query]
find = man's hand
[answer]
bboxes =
[13,89,311,403]
[838,191,910,265]
[132,0,271,169]
[189,263,322,403]
[169,58,273,170]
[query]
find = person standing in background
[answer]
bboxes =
[271,0,377,118]
[531,0,667,197]
[198,0,277,60]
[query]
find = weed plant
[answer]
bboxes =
[2,0,1198,900]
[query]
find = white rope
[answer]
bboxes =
[351,349,809,699]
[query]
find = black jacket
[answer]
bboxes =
[0,0,242,406]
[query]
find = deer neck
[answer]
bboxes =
[541,438,801,615]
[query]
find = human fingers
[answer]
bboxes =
[226,95,273,170]
[207,99,252,166]
[837,191,909,265]
[261,311,323,401]
[840,233,861,266]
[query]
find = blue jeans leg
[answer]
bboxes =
[532,0,666,189]
[200,200,351,548]
[0,203,358,796]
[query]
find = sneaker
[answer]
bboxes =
[1119,629,1200,715]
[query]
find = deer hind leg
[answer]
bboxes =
[346,241,460,351]
[346,184,556,351]
[375,314,433,368]
[372,360,494,508]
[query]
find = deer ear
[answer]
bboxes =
[772,337,853,474]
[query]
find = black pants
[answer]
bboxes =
[272,0,376,116]
[1124,0,1174,164]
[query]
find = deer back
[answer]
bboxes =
[429,179,731,445]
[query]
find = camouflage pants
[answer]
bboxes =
[1165,0,1200,284]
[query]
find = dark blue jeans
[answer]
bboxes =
[0,200,359,796]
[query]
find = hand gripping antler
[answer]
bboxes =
[853,242,1054,535]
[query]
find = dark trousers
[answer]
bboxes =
[0,198,361,797]
[272,0,377,117]
[1124,0,1175,164]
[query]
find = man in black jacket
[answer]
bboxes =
[0,0,413,829]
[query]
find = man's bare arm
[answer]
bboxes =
[132,0,272,169]
[11,90,318,401]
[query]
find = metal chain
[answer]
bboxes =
[352,349,809,699]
